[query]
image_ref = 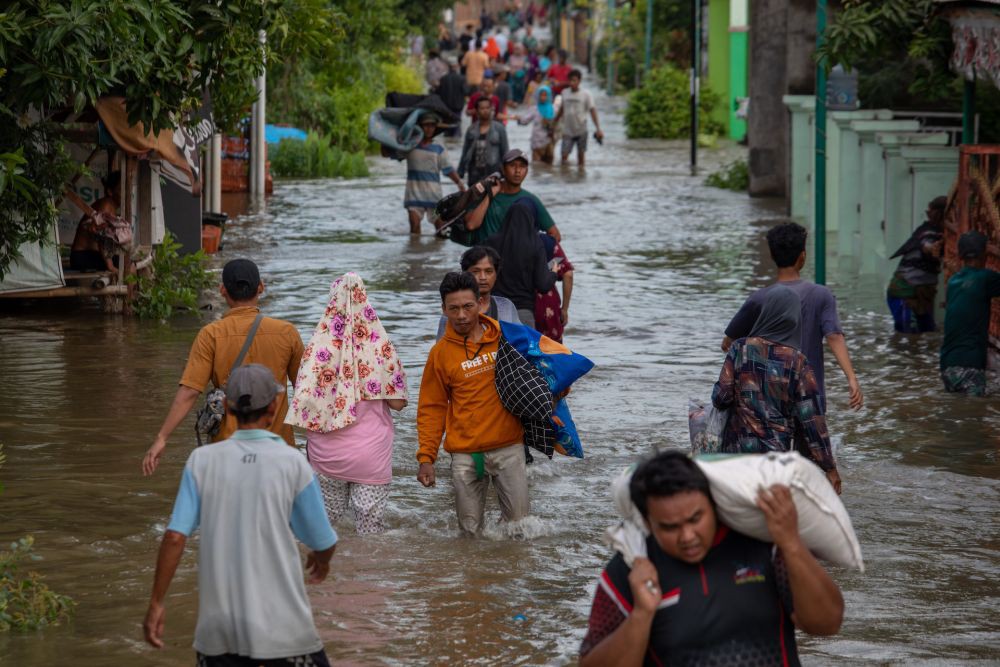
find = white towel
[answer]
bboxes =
[603,464,649,567]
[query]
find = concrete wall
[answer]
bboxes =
[748,0,832,199]
[748,0,789,197]
[786,0,817,95]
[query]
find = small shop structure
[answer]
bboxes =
[0,97,213,308]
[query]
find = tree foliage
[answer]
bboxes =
[625,63,723,140]
[267,0,428,155]
[0,1,296,134]
[817,0,957,107]
[0,107,79,281]
[598,0,693,91]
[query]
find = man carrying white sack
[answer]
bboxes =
[579,451,845,667]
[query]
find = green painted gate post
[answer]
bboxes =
[645,0,653,76]
[814,0,827,285]
[691,0,700,174]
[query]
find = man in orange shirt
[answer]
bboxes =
[462,40,492,88]
[143,259,304,475]
[416,271,529,534]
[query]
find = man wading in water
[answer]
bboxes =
[580,452,844,666]
[886,196,946,334]
[143,259,304,475]
[436,245,519,339]
[403,114,465,234]
[417,272,529,535]
[144,364,337,665]
[940,230,1000,396]
[462,148,561,246]
[723,223,863,414]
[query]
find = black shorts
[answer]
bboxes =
[196,650,331,667]
[69,250,118,272]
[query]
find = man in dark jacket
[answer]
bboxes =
[437,62,467,138]
[458,96,509,186]
[886,195,946,333]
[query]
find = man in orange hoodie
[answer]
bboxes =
[417,271,529,534]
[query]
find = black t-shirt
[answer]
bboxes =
[581,526,799,666]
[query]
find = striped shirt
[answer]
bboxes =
[404,142,454,209]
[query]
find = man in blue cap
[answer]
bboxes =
[940,230,1000,396]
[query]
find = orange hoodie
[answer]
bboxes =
[416,315,524,464]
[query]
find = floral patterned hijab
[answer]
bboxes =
[286,273,407,433]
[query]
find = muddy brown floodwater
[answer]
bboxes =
[1,81,998,666]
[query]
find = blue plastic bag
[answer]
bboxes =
[498,320,594,395]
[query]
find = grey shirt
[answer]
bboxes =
[725,280,843,405]
[436,295,519,339]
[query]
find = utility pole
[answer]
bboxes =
[690,0,700,174]
[814,0,827,284]
[644,0,653,77]
[607,0,615,95]
[250,29,267,198]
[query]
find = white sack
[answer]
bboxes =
[695,452,864,571]
[604,463,649,567]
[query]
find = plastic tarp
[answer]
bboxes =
[497,320,594,458]
[95,97,201,195]
[0,225,64,293]
[369,93,459,161]
[265,125,308,144]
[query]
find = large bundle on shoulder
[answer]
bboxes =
[368,92,458,161]
[493,320,594,459]
[606,451,864,571]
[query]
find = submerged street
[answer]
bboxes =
[0,82,998,665]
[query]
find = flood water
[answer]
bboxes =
[1,80,998,666]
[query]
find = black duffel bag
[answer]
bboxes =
[435,172,501,245]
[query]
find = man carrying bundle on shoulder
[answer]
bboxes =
[580,451,845,667]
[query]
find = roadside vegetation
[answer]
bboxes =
[266,1,441,177]
[624,64,723,140]
[0,445,74,632]
[270,132,370,179]
[128,233,213,321]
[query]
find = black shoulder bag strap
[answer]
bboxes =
[195,313,265,447]
[228,313,265,382]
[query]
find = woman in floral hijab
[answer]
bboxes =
[287,273,407,533]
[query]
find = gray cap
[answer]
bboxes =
[502,148,529,165]
[226,364,282,414]
[958,230,988,260]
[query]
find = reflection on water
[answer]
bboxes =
[1,85,998,665]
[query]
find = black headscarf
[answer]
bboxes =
[485,198,557,311]
[748,285,802,349]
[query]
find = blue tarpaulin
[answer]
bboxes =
[265,125,308,144]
